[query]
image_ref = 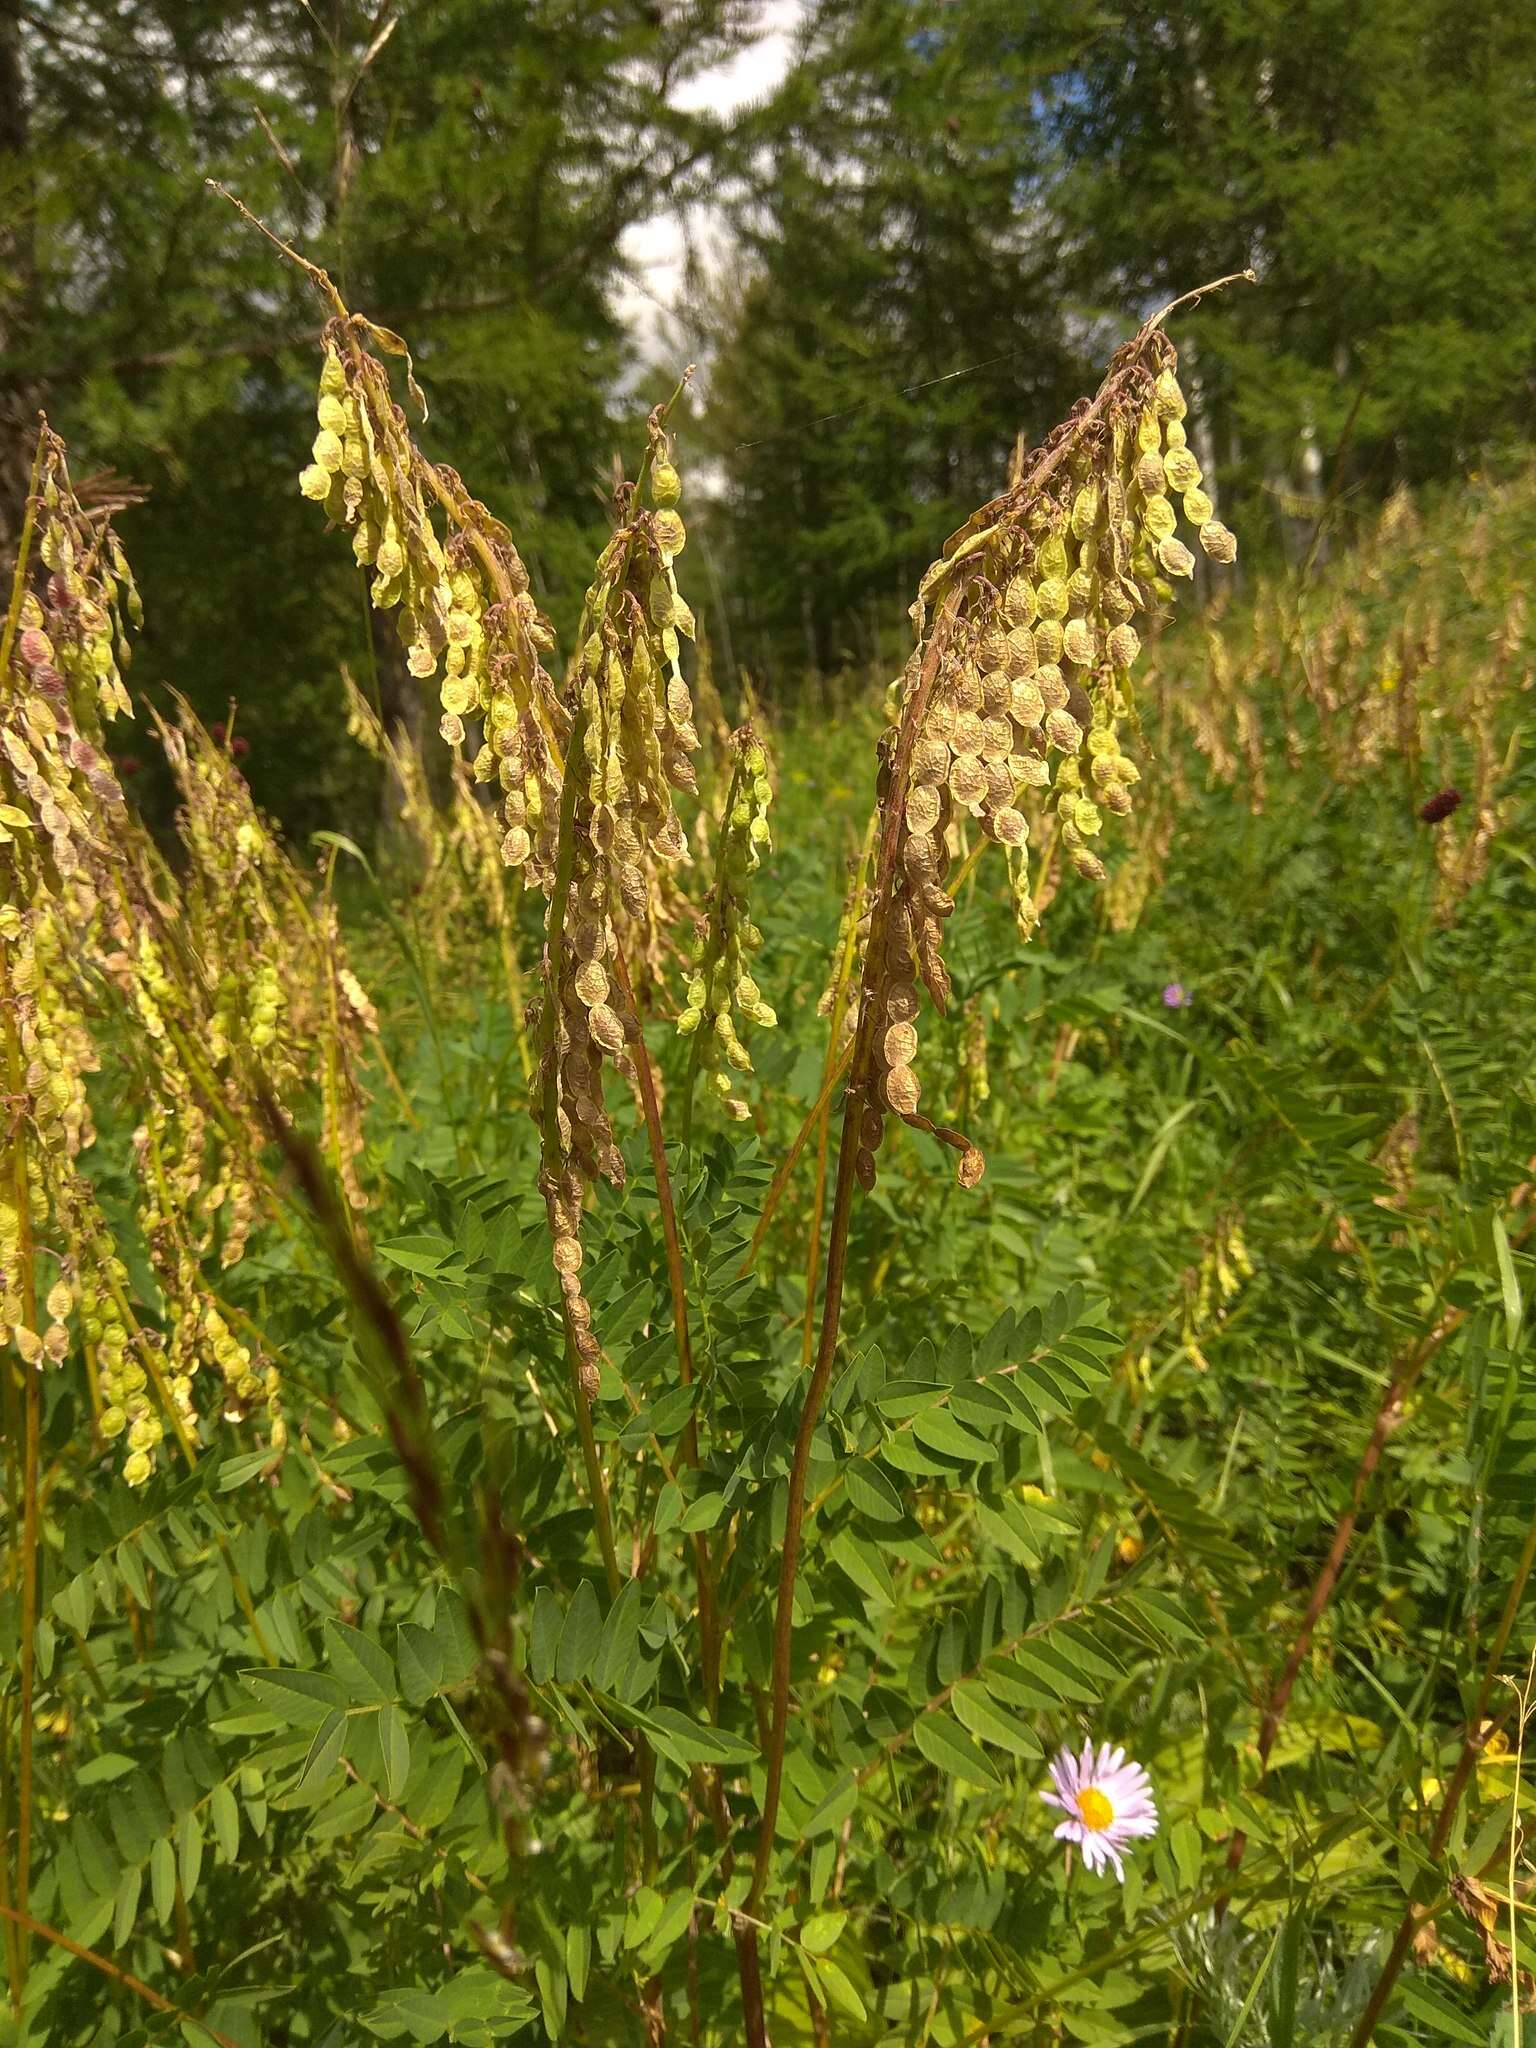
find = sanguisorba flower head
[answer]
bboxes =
[1042,1740,1159,1880]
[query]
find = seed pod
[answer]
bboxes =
[1157,536,1196,578]
[1107,622,1141,670]
[1199,520,1238,563]
[1003,576,1037,625]
[1163,446,1201,494]
[1063,617,1097,667]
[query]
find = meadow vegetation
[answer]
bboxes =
[0,244,1533,2048]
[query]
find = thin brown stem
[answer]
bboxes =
[3,980,39,2013]
[1347,1499,1536,2048]
[0,1904,241,2048]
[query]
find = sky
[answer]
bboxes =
[615,1,806,363]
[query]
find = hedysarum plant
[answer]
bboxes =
[242,197,1249,2038]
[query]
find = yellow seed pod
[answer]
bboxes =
[1070,483,1100,540]
[1141,495,1177,542]
[1199,520,1238,564]
[1044,708,1082,753]
[1164,418,1189,452]
[1037,530,1070,580]
[1107,622,1141,669]
[949,755,988,807]
[1135,409,1161,455]
[652,460,682,505]
[1072,797,1103,836]
[652,510,686,558]
[1086,725,1118,759]
[1062,618,1097,667]
[1010,678,1045,727]
[1004,626,1037,677]
[1036,577,1070,621]
[977,623,1010,671]
[1183,486,1214,526]
[1157,536,1196,578]
[320,346,346,398]
[299,465,332,501]
[1033,618,1064,666]
[1036,663,1068,709]
[312,429,344,473]
[1003,576,1037,626]
[317,393,347,436]
[1164,447,1201,494]
[1153,368,1187,421]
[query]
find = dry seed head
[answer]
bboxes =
[856,308,1239,1191]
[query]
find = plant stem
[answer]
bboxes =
[1347,1498,1536,2048]
[3,968,40,2014]
[0,1902,242,2048]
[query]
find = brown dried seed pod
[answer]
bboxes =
[574,960,609,1007]
[902,831,939,878]
[1157,536,1196,578]
[552,1235,583,1275]
[980,717,1013,762]
[859,1106,884,1150]
[1107,622,1141,669]
[948,755,988,807]
[1199,520,1238,563]
[587,1003,626,1054]
[952,709,985,754]
[1045,708,1084,752]
[956,1145,986,1190]
[883,1020,919,1066]
[885,980,921,1023]
[914,738,950,785]
[884,1063,921,1115]
[854,1148,878,1193]
[993,806,1028,846]
[906,784,942,835]
[1135,449,1166,495]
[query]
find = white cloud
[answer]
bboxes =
[616,2,805,364]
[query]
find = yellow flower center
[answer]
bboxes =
[1076,1786,1114,1832]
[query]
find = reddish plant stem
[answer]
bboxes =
[1346,1499,1536,2048]
[1227,1207,1534,1888]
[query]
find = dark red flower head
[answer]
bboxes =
[1418,787,1462,824]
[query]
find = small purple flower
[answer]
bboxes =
[1042,1740,1159,1880]
[1162,982,1191,1009]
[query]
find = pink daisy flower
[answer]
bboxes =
[1042,1740,1159,1879]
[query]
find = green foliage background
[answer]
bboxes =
[4,0,1535,830]
[4,446,1535,2044]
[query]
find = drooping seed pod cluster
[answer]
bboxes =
[677,725,776,1121]
[530,408,702,1390]
[849,312,1240,1193]
[2,424,377,1481]
[299,316,569,892]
